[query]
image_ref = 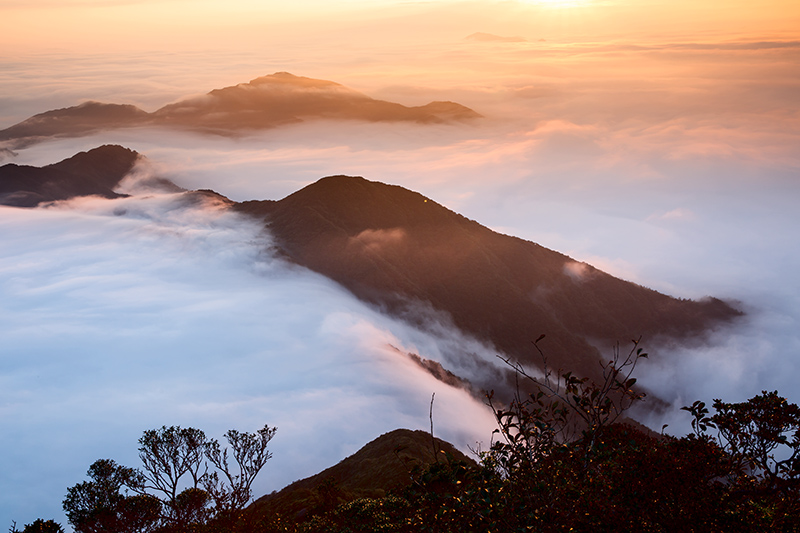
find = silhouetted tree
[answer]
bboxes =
[487,336,647,478]
[8,519,65,533]
[684,391,800,528]
[204,425,278,518]
[137,425,211,527]
[64,424,276,532]
[62,459,160,533]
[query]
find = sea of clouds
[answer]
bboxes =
[1,4,799,526]
[0,188,500,525]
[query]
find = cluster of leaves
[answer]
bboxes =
[487,336,647,475]
[61,424,276,533]
[8,519,64,533]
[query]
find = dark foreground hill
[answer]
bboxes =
[251,429,473,522]
[2,145,742,393]
[0,73,480,149]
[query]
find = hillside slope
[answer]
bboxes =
[237,175,741,384]
[251,429,473,522]
[1,146,742,393]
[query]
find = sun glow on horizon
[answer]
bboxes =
[522,0,593,7]
[2,0,799,53]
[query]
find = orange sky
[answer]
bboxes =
[2,0,799,53]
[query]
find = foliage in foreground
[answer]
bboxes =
[8,519,64,533]
[61,424,276,533]
[268,339,800,532]
[19,340,800,532]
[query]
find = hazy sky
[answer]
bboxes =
[1,0,799,528]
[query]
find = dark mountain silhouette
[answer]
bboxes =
[2,146,742,394]
[0,73,481,149]
[237,175,742,385]
[250,429,473,522]
[0,145,139,206]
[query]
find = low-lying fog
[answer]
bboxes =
[0,191,499,524]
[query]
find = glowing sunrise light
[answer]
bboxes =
[523,0,591,7]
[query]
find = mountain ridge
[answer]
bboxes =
[237,174,742,388]
[0,144,138,206]
[1,145,743,397]
[0,73,481,149]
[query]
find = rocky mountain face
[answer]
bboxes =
[0,73,481,149]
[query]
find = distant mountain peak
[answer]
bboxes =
[0,144,141,207]
[248,72,348,90]
[0,73,481,149]
[207,72,360,101]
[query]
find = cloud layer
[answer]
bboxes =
[0,193,498,526]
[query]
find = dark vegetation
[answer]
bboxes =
[8,519,64,533]
[23,341,799,532]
